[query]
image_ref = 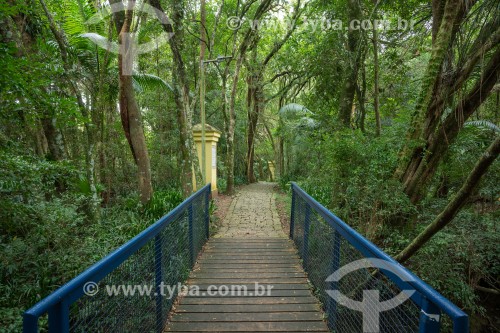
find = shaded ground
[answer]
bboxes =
[210,192,234,235]
[215,182,284,238]
[274,184,292,237]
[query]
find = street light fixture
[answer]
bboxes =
[199,55,232,184]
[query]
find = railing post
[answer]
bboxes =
[289,184,296,240]
[48,300,69,333]
[205,186,210,240]
[188,202,194,267]
[302,204,311,271]
[23,313,38,333]
[419,298,441,333]
[155,234,163,333]
[326,230,342,331]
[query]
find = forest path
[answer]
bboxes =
[215,182,284,238]
[165,182,328,332]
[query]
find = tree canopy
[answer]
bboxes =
[0,0,498,331]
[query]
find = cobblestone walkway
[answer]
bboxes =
[215,182,285,238]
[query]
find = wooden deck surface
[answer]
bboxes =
[165,238,329,332]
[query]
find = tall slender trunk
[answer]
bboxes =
[372,19,381,136]
[112,1,153,204]
[338,0,362,127]
[39,0,102,218]
[150,0,202,197]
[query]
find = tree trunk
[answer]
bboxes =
[150,0,202,197]
[372,19,381,136]
[395,0,499,205]
[41,116,66,161]
[395,136,500,263]
[338,0,362,127]
[113,1,153,204]
[402,47,500,204]
[40,0,101,217]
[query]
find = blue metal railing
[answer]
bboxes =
[290,182,469,333]
[23,184,211,333]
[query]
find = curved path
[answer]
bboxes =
[165,182,328,332]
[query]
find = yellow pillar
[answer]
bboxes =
[193,123,221,195]
[268,161,276,182]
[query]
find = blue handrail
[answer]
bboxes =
[23,184,211,333]
[290,182,468,333]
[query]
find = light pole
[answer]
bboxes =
[199,55,232,184]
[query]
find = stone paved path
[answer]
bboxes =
[215,182,284,238]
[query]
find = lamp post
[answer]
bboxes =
[199,55,232,184]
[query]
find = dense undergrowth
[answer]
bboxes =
[0,146,184,332]
[279,125,499,330]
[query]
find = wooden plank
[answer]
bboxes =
[174,290,312,298]
[209,240,290,245]
[171,312,324,322]
[205,245,292,250]
[175,303,321,313]
[199,263,301,269]
[192,283,309,291]
[165,235,327,333]
[200,259,301,264]
[166,321,328,332]
[190,272,304,278]
[204,250,295,254]
[201,255,300,260]
[195,267,301,273]
[179,296,318,305]
[188,278,306,284]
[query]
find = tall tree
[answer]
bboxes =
[395,136,500,262]
[110,0,153,204]
[223,0,274,193]
[244,0,304,183]
[338,0,363,127]
[150,0,202,197]
[396,0,500,204]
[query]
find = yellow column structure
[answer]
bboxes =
[193,123,221,195]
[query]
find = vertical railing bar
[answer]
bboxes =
[326,230,342,331]
[302,204,311,272]
[419,297,442,333]
[48,300,69,333]
[155,234,163,333]
[205,186,210,240]
[290,184,296,239]
[188,203,194,268]
[23,313,38,333]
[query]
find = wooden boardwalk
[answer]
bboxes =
[165,183,328,332]
[166,183,328,332]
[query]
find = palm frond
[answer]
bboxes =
[464,120,500,133]
[132,73,174,93]
[279,103,312,118]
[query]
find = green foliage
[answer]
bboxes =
[144,189,183,220]
[292,127,416,236]
[0,148,186,332]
